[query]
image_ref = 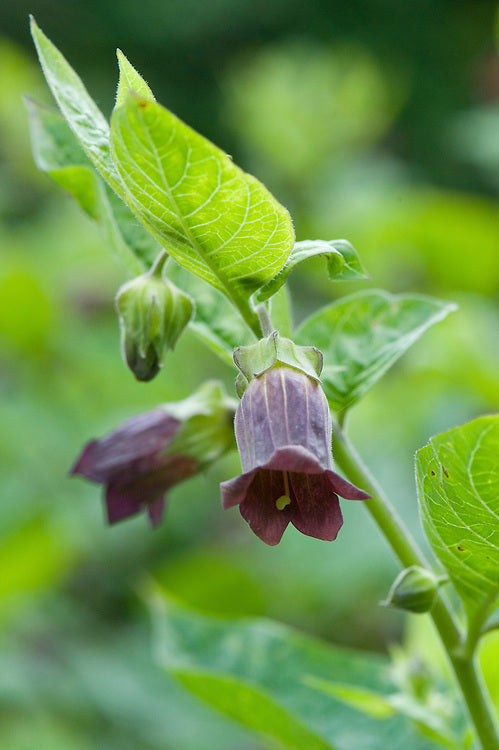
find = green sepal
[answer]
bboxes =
[235,372,248,398]
[163,381,238,466]
[233,331,323,389]
[116,251,194,381]
[381,566,441,614]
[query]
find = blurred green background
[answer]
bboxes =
[1,1,499,748]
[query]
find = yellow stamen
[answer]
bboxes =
[276,495,291,510]
[276,472,291,510]
[283,470,290,497]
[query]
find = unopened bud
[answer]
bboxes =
[116,251,194,381]
[381,566,440,614]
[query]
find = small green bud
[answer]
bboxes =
[381,566,440,614]
[116,251,194,381]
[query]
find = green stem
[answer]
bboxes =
[256,303,274,337]
[332,422,499,750]
[149,249,169,277]
[229,291,261,339]
[463,591,499,659]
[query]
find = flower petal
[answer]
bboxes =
[220,470,257,509]
[70,409,181,483]
[239,470,291,545]
[235,367,333,471]
[105,486,143,524]
[325,470,371,500]
[290,474,343,541]
[147,497,166,527]
[262,445,325,474]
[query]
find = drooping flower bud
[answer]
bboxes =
[116,251,194,381]
[71,381,237,527]
[381,566,440,614]
[221,334,370,545]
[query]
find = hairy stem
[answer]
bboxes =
[256,303,275,337]
[332,422,499,750]
[232,295,262,339]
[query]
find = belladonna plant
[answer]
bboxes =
[29,19,499,748]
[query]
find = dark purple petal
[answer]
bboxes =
[70,408,181,483]
[220,446,323,510]
[220,471,257,510]
[325,470,371,501]
[289,474,343,541]
[239,470,291,546]
[109,455,198,506]
[147,497,166,527]
[235,368,333,472]
[262,445,324,474]
[105,487,143,524]
[221,365,370,545]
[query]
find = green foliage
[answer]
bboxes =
[150,594,451,750]
[25,94,257,363]
[115,49,155,107]
[254,239,369,303]
[30,17,121,194]
[15,12,499,750]
[25,96,157,273]
[110,93,294,302]
[30,18,295,332]
[416,416,499,625]
[296,290,456,414]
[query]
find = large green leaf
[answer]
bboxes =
[26,96,159,272]
[30,17,122,194]
[416,416,499,623]
[110,94,295,303]
[254,239,369,302]
[295,290,456,413]
[150,595,447,750]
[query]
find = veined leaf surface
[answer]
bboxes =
[296,290,456,413]
[30,17,122,194]
[416,415,499,623]
[149,595,454,750]
[110,95,294,302]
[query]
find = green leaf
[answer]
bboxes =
[149,594,446,750]
[30,17,122,194]
[110,94,295,304]
[26,96,160,273]
[25,96,99,218]
[255,239,369,302]
[416,415,499,623]
[296,290,457,413]
[115,49,155,107]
